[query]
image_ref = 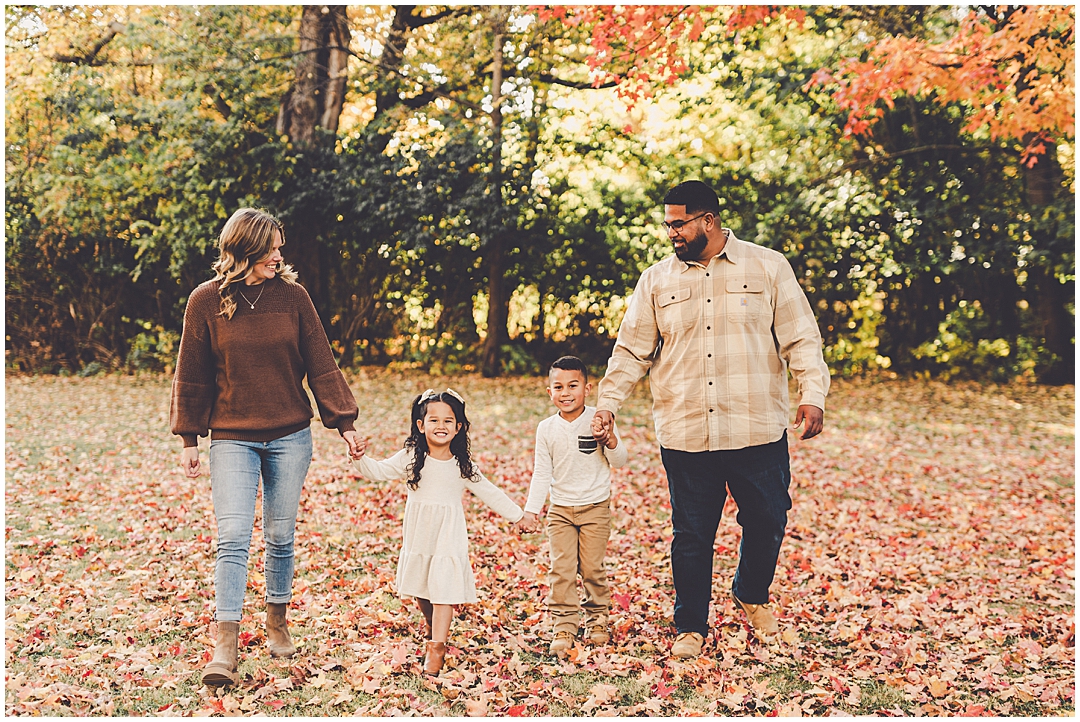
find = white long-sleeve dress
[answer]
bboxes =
[353,449,523,604]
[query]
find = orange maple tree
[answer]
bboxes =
[808,5,1075,166]
[539,5,1074,164]
[534,5,804,107]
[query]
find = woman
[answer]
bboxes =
[170,208,361,687]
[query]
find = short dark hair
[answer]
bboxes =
[550,355,588,384]
[663,180,721,217]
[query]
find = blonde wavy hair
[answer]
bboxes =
[211,208,298,319]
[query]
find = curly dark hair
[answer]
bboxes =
[403,391,480,490]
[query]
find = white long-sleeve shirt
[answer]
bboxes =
[525,406,628,514]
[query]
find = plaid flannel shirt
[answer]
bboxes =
[596,230,830,452]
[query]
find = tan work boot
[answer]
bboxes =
[266,602,297,658]
[548,630,576,656]
[203,621,240,688]
[731,591,779,636]
[423,641,446,676]
[586,625,610,645]
[671,631,704,659]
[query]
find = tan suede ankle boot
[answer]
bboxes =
[202,621,240,688]
[266,603,297,658]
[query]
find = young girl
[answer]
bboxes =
[351,389,524,675]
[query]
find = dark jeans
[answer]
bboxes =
[661,432,791,635]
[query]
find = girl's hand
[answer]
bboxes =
[343,430,366,460]
[180,446,201,478]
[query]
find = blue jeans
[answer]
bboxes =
[208,427,312,622]
[661,432,791,635]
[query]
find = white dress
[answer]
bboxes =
[353,448,523,604]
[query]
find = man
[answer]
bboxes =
[592,180,829,660]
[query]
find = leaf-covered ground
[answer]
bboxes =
[5,372,1074,716]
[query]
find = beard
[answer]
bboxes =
[673,230,708,261]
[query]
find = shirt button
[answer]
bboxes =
[707,299,711,303]
[709,409,714,413]
[708,381,713,385]
[708,353,712,358]
[707,326,711,330]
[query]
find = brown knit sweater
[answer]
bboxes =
[170,276,358,447]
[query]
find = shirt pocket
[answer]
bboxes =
[725,278,766,323]
[577,435,599,455]
[654,286,693,335]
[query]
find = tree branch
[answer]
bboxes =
[534,72,618,90]
[808,144,986,186]
[401,5,473,29]
[53,21,125,65]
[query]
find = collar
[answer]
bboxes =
[679,228,739,273]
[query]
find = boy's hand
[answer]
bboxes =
[592,410,614,446]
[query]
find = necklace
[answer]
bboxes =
[237,284,265,310]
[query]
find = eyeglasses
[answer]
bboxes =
[661,213,709,233]
[419,388,464,404]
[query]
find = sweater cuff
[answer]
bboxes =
[181,434,198,448]
[337,420,356,435]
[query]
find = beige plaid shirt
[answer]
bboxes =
[596,230,830,452]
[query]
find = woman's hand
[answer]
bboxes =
[342,430,366,460]
[180,446,202,478]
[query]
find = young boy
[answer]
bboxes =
[523,356,627,655]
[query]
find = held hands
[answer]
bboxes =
[592,410,615,448]
[343,430,366,460]
[517,511,540,533]
[180,446,201,478]
[793,405,824,440]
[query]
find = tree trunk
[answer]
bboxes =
[1021,139,1074,383]
[480,8,510,377]
[1024,138,1060,207]
[1029,264,1075,385]
[277,5,351,148]
[276,5,351,326]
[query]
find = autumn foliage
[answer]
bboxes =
[5,372,1074,715]
[535,5,807,106]
[547,4,1074,162]
[809,5,1075,164]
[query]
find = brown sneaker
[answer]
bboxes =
[731,591,779,636]
[670,631,703,659]
[586,625,610,645]
[548,630,576,656]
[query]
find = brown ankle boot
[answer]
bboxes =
[266,603,296,658]
[202,621,239,688]
[423,641,446,676]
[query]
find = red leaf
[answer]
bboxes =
[654,679,677,698]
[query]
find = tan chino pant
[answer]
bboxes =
[546,500,611,634]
